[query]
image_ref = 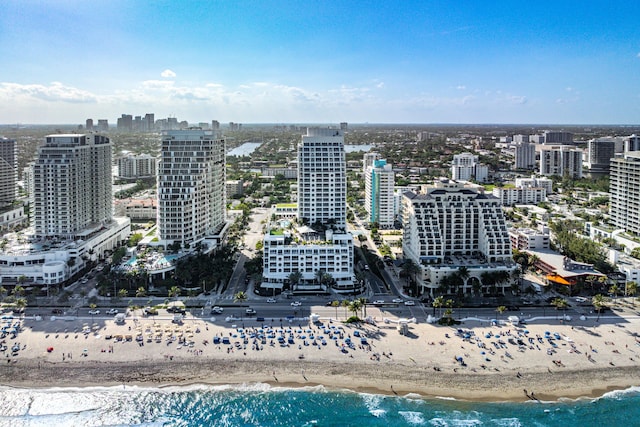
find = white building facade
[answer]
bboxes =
[402,180,516,295]
[117,153,157,179]
[262,128,355,294]
[157,129,227,248]
[32,134,113,239]
[539,145,583,178]
[451,152,489,182]
[610,151,640,236]
[0,137,17,206]
[364,158,395,228]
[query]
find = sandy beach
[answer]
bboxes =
[1,304,640,402]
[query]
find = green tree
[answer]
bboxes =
[288,271,303,292]
[551,298,568,320]
[341,299,350,318]
[432,296,444,318]
[348,299,362,319]
[118,288,128,300]
[609,284,620,305]
[233,291,247,304]
[592,294,607,321]
[331,300,340,319]
[626,282,638,306]
[496,305,506,321]
[135,286,147,298]
[168,286,181,300]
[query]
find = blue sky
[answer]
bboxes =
[1,0,639,124]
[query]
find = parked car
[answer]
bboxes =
[392,298,403,303]
[404,300,415,306]
[290,301,302,307]
[106,309,118,315]
[373,300,385,305]
[88,309,100,315]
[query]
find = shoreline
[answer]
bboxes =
[2,307,640,402]
[1,358,639,403]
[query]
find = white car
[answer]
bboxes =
[392,298,403,303]
[88,309,100,315]
[245,308,257,315]
[373,300,385,305]
[404,300,415,306]
[211,306,223,314]
[290,301,302,307]
[106,309,118,315]
[266,298,277,303]
[575,297,588,303]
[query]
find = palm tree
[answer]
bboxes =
[288,271,303,292]
[356,297,368,318]
[233,291,247,304]
[135,287,147,298]
[12,285,25,297]
[432,296,444,318]
[89,303,97,317]
[592,294,607,321]
[496,305,507,322]
[331,300,340,319]
[14,297,27,316]
[118,288,128,300]
[168,286,181,300]
[0,286,6,301]
[626,282,638,306]
[348,299,362,319]
[458,266,470,292]
[341,299,350,319]
[609,284,620,305]
[401,259,420,286]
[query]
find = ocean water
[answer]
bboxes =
[0,384,638,427]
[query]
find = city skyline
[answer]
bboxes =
[2,1,640,125]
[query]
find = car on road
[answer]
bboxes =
[392,298,403,303]
[106,309,118,315]
[51,309,64,315]
[81,278,89,284]
[211,306,223,314]
[575,297,588,303]
[88,309,100,315]
[245,308,257,315]
[373,300,385,305]
[266,298,277,303]
[290,301,302,307]
[404,300,415,306]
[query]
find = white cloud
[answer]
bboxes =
[0,81,97,103]
[160,69,176,78]
[456,85,466,90]
[637,52,640,58]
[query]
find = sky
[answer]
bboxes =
[1,0,640,125]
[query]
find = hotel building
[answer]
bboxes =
[610,151,640,236]
[402,180,516,295]
[364,157,395,228]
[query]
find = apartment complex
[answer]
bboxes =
[402,180,516,295]
[262,128,355,294]
[364,157,395,228]
[297,128,347,229]
[610,151,640,236]
[32,134,113,238]
[157,129,227,248]
[586,139,615,172]
[539,145,583,178]
[0,137,17,206]
[117,153,157,179]
[513,142,536,170]
[451,152,489,182]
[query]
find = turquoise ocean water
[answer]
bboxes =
[0,383,638,426]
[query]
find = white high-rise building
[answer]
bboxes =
[157,129,227,247]
[402,180,516,295]
[33,134,112,238]
[0,137,17,207]
[514,142,536,170]
[364,158,395,228]
[610,151,640,236]
[117,153,157,179]
[297,128,347,229]
[451,152,489,182]
[539,145,583,178]
[262,127,355,294]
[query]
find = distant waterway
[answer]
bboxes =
[228,142,370,157]
[227,142,262,156]
[345,144,372,153]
